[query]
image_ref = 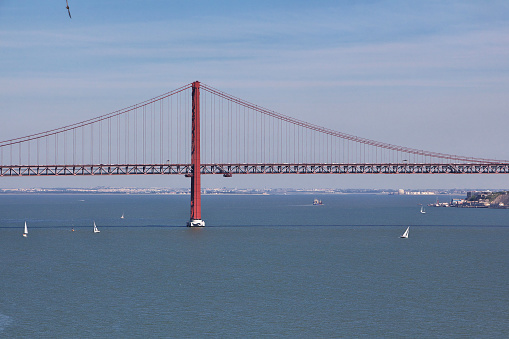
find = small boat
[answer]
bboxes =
[121,212,125,219]
[400,226,409,238]
[313,198,323,205]
[420,206,426,214]
[93,221,100,233]
[23,221,28,238]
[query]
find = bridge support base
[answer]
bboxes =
[187,219,205,227]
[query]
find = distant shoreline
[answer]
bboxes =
[0,187,495,196]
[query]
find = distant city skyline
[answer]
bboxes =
[0,186,492,196]
[1,1,509,189]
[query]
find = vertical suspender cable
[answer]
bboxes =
[160,100,163,164]
[54,134,57,165]
[99,121,102,164]
[90,125,93,164]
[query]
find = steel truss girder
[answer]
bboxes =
[0,164,192,176]
[203,163,509,174]
[1,163,508,177]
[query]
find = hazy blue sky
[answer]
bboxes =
[1,0,509,189]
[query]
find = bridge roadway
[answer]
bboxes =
[1,163,509,176]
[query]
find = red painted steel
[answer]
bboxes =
[190,81,201,221]
[1,81,509,174]
[1,163,509,176]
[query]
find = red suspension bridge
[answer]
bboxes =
[1,81,508,226]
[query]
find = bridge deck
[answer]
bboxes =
[1,163,509,176]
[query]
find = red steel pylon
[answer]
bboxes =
[187,81,205,227]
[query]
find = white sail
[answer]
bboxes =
[93,221,100,233]
[400,226,409,238]
[420,206,426,214]
[23,221,28,237]
[121,213,125,219]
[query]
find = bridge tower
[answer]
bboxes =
[187,81,205,227]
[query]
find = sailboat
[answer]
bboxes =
[420,206,426,214]
[23,221,28,238]
[400,226,409,238]
[93,221,100,233]
[121,212,125,219]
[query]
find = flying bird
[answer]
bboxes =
[66,0,71,18]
